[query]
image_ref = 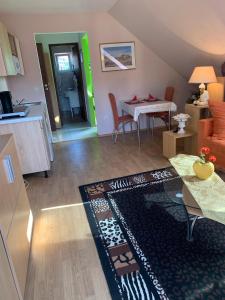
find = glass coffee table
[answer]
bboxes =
[145,154,225,241]
[144,177,204,241]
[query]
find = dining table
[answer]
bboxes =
[120,99,177,147]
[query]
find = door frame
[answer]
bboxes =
[36,43,56,131]
[49,43,87,124]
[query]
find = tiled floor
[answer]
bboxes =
[52,122,98,143]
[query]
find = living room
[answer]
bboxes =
[0,0,224,300]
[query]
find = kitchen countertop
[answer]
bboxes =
[0,102,45,125]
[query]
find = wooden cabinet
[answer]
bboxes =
[185,104,210,154]
[0,21,16,75]
[0,120,51,174]
[0,21,24,76]
[7,184,31,296]
[0,134,32,299]
[0,134,22,237]
[163,130,195,158]
[0,231,20,300]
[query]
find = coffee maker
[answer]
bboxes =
[0,91,13,114]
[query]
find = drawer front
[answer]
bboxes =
[1,137,23,200]
[0,162,14,237]
[0,137,23,237]
[7,184,32,298]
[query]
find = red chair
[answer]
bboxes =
[109,93,137,143]
[147,87,175,134]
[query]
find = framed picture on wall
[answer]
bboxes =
[100,42,136,72]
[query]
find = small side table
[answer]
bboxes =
[163,130,195,158]
[185,104,210,154]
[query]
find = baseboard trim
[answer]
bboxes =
[97,126,167,137]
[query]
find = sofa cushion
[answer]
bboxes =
[209,101,225,139]
[205,137,225,153]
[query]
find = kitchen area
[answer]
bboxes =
[0,20,54,300]
[0,94,54,177]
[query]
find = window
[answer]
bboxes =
[55,54,71,71]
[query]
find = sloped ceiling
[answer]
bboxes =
[0,0,119,14]
[110,0,225,79]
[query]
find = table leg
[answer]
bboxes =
[147,116,150,134]
[152,116,155,136]
[137,117,141,148]
[122,109,125,134]
[168,109,171,131]
[186,215,199,242]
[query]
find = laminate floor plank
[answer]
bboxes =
[25,131,168,300]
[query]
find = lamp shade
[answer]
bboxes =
[189,66,217,84]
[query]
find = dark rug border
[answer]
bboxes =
[79,186,121,299]
[79,166,172,191]
[79,166,173,299]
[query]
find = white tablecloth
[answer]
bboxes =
[121,100,177,121]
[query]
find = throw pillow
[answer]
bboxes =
[209,101,225,139]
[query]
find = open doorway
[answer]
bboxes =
[34,32,97,143]
[49,43,87,126]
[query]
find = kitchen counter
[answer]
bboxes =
[0,102,54,174]
[0,102,46,124]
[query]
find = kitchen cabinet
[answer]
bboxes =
[0,120,51,174]
[0,21,24,76]
[0,134,32,299]
[0,103,53,175]
[7,183,31,296]
[0,231,20,300]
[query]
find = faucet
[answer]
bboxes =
[16,98,26,106]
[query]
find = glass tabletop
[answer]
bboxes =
[143,177,204,241]
[144,177,201,211]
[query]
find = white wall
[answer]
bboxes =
[0,12,190,135]
[110,0,225,79]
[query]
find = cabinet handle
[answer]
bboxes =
[3,155,15,184]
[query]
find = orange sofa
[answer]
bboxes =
[199,118,225,170]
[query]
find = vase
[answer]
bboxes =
[178,120,186,134]
[193,160,214,180]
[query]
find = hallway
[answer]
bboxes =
[52,122,97,143]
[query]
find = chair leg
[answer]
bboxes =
[114,130,118,143]
[112,130,115,142]
[112,129,118,143]
[130,122,133,132]
[122,123,125,134]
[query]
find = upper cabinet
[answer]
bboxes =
[0,21,24,76]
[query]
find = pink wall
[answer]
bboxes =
[0,12,190,135]
[110,0,224,79]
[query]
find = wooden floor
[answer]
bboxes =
[24,130,169,300]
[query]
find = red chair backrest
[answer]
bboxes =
[164,86,174,102]
[108,93,119,129]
